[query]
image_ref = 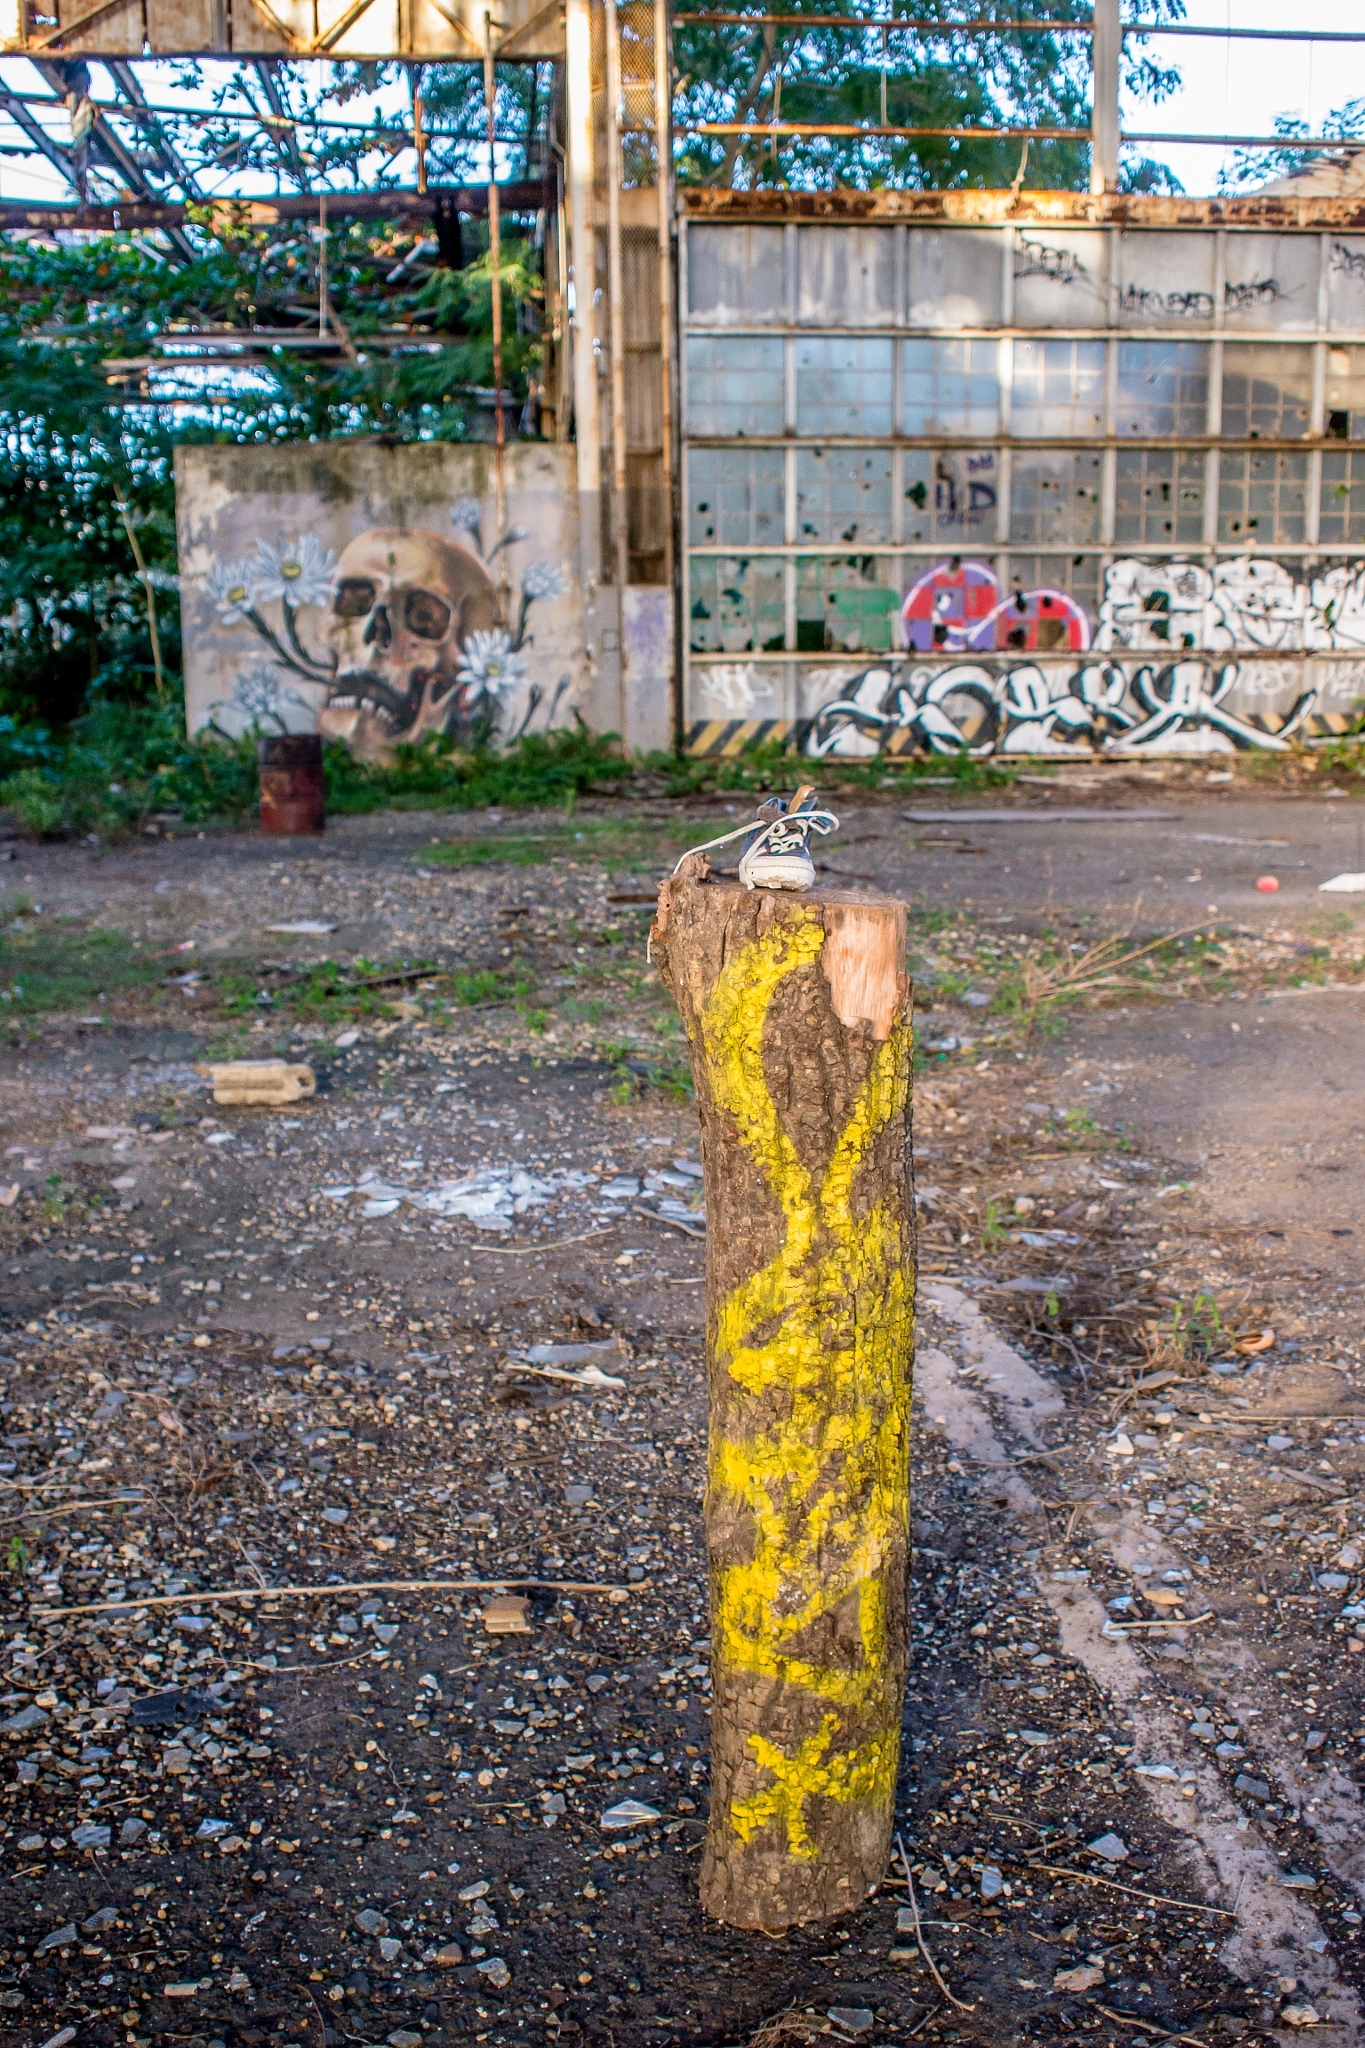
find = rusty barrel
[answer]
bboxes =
[257,734,325,837]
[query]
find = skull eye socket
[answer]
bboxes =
[334,577,378,619]
[404,589,453,641]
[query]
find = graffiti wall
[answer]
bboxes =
[679,212,1365,757]
[687,555,1365,759]
[176,442,601,761]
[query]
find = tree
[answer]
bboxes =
[672,0,1186,193]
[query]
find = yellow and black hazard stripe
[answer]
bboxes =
[684,718,815,757]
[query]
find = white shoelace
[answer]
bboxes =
[669,806,840,878]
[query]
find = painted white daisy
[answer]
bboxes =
[232,665,288,717]
[207,557,258,623]
[451,498,485,549]
[522,560,568,602]
[456,629,528,702]
[249,533,336,610]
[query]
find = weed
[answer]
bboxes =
[451,969,507,1007]
[599,1039,694,1102]
[217,956,461,1027]
[980,1199,1009,1249]
[42,1173,65,1222]
[5,1536,25,1572]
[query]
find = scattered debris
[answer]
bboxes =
[196,1058,316,1106]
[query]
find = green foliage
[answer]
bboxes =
[0,204,545,731]
[324,723,633,816]
[1222,95,1365,192]
[673,1,1186,193]
[0,700,258,837]
[0,706,636,840]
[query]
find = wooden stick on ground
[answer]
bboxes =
[653,862,915,1932]
[35,1575,632,1619]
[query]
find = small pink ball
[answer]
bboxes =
[1256,875,1279,893]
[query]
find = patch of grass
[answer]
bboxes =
[0,702,260,838]
[0,916,165,1013]
[652,738,1025,799]
[214,957,514,1027]
[1056,1105,1098,1147]
[989,923,1235,1035]
[422,816,688,871]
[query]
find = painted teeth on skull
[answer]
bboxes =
[321,526,499,762]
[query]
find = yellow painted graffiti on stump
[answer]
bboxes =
[701,911,912,1858]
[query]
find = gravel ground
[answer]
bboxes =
[1,778,1363,2048]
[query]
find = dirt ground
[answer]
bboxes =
[1,768,1364,2048]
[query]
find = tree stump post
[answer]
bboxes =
[651,863,915,1932]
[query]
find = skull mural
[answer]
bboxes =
[320,528,500,760]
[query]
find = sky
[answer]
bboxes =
[2,4,1365,209]
[1123,0,1365,194]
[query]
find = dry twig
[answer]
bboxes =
[895,1833,975,2013]
[1026,1861,1234,1918]
[1096,2002,1210,2046]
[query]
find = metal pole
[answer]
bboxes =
[318,189,328,337]
[1090,0,1120,196]
[485,14,507,568]
[566,0,602,593]
[604,0,630,740]
[411,65,427,195]
[654,0,678,736]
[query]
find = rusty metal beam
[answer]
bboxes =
[678,186,1365,230]
[0,181,548,232]
[687,120,1090,138]
[673,11,1365,37]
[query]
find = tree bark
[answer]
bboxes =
[651,863,915,1932]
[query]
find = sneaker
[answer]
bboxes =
[738,784,825,892]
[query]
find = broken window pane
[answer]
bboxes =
[1319,450,1365,544]
[794,449,892,545]
[1217,451,1308,544]
[902,450,1000,545]
[687,448,784,549]
[1322,346,1365,442]
[688,556,785,655]
[794,557,901,655]
[1114,449,1206,547]
[1010,451,1104,545]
